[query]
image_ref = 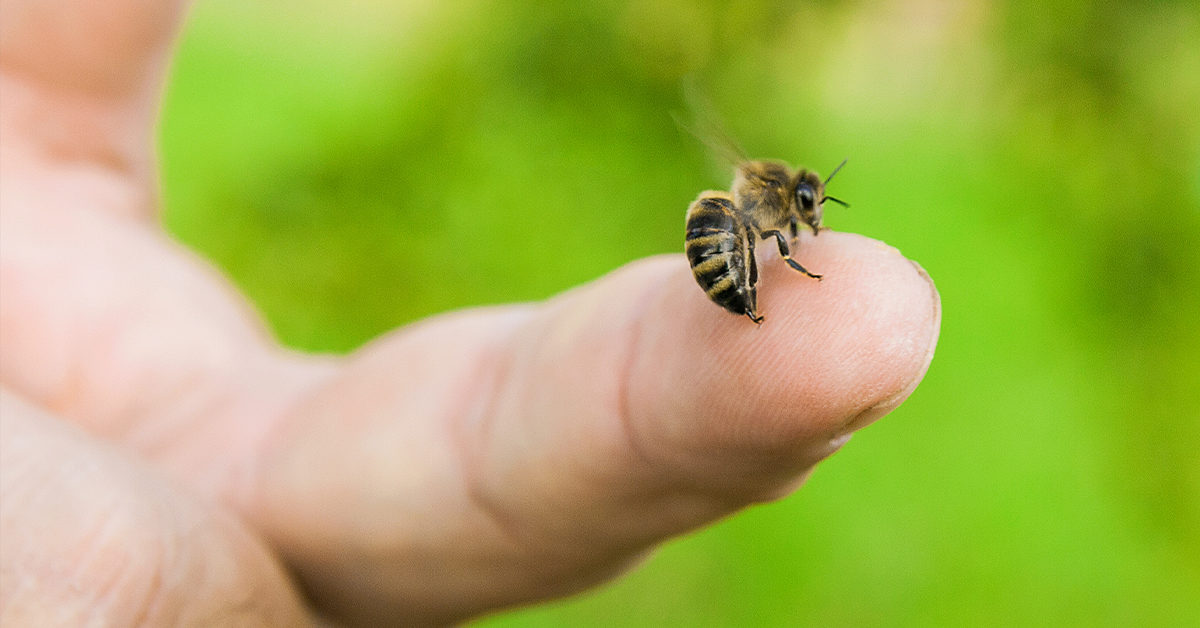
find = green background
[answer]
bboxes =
[160,1,1200,625]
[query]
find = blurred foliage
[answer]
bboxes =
[160,0,1200,625]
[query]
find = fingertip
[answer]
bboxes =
[627,231,940,480]
[479,235,939,504]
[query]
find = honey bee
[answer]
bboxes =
[685,159,848,323]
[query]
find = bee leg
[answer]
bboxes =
[744,238,762,324]
[746,288,761,324]
[762,229,822,280]
[747,235,759,287]
[789,218,799,241]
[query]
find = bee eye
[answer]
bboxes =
[797,187,814,207]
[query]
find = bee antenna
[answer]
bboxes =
[824,157,849,186]
[822,195,850,208]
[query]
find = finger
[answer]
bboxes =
[471,230,939,546]
[0,0,186,96]
[0,0,189,207]
[249,231,939,624]
[627,231,940,492]
[0,391,311,626]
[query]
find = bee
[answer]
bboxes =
[685,159,848,323]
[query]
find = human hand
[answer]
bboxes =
[0,1,940,626]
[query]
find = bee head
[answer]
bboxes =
[795,159,849,235]
[793,171,824,235]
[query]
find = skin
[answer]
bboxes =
[0,1,941,626]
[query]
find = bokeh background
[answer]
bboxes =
[160,0,1200,625]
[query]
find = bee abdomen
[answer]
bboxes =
[685,196,737,237]
[685,196,756,317]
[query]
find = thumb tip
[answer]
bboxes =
[627,231,940,467]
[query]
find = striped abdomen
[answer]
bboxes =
[685,195,759,321]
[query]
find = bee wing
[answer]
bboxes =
[672,79,749,182]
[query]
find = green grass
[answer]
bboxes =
[161,1,1200,625]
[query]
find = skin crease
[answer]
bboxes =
[0,1,941,626]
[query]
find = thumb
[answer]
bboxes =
[631,231,939,494]
[248,231,939,624]
[477,231,940,541]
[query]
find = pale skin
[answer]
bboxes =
[0,1,941,626]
